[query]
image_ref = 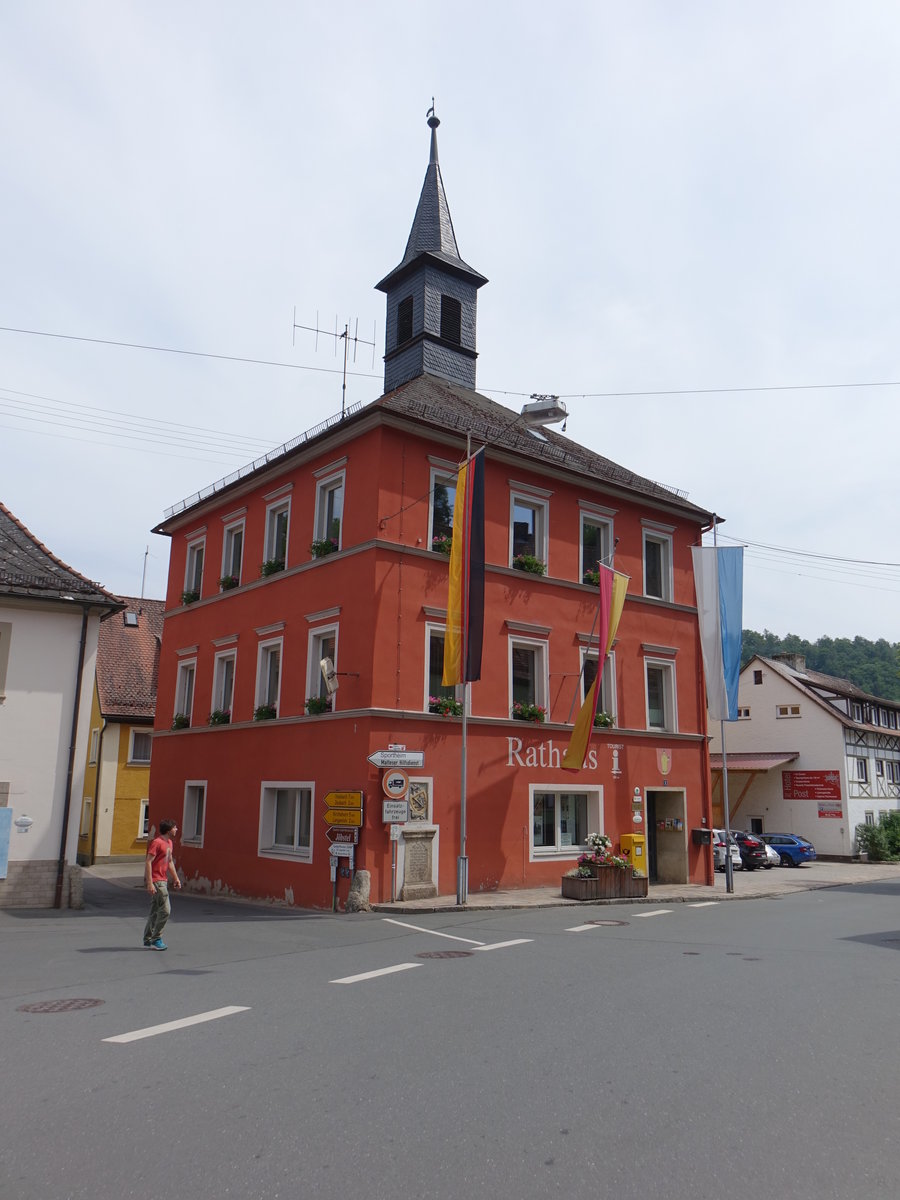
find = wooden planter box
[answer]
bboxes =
[561,869,649,901]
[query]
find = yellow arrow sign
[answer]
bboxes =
[324,808,363,828]
[324,791,363,809]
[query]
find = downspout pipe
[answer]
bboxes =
[55,604,90,909]
[88,717,107,866]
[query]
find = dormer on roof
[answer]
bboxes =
[376,107,488,394]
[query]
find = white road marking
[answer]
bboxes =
[566,923,603,933]
[331,963,421,984]
[103,1006,249,1044]
[634,909,673,918]
[687,902,719,908]
[472,939,533,951]
[382,918,485,945]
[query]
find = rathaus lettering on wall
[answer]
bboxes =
[507,737,599,771]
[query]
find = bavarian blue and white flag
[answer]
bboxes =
[691,545,744,721]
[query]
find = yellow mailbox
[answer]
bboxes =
[620,833,647,878]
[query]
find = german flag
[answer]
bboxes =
[442,449,485,685]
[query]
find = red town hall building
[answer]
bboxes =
[150,114,719,909]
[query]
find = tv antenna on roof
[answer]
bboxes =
[292,309,377,418]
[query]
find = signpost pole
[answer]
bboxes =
[391,838,397,903]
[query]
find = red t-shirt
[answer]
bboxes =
[147,836,172,883]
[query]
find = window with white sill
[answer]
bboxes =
[221,520,244,586]
[307,627,337,708]
[264,500,290,568]
[429,470,456,552]
[510,638,548,714]
[212,651,236,717]
[182,782,206,846]
[184,538,205,597]
[510,494,548,566]
[128,729,152,764]
[642,530,672,601]
[645,659,677,732]
[580,513,613,584]
[314,473,344,552]
[259,783,313,861]
[175,660,196,725]
[581,649,616,724]
[531,787,602,857]
[256,640,282,713]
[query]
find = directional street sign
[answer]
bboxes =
[329,843,354,859]
[324,808,363,828]
[324,791,363,809]
[325,827,359,845]
[367,750,424,769]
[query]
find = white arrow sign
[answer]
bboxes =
[367,750,424,768]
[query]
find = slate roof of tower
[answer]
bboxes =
[377,374,714,520]
[375,115,487,292]
[0,501,121,607]
[96,597,165,720]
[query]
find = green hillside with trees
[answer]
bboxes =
[741,630,900,702]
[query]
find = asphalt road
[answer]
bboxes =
[2,874,899,1200]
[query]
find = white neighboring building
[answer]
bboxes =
[708,653,900,860]
[0,503,121,907]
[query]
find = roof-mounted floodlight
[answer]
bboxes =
[521,394,568,427]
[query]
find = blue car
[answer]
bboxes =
[762,833,817,867]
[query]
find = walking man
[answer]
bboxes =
[143,819,181,950]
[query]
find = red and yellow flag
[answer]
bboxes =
[442,449,485,686]
[562,566,628,771]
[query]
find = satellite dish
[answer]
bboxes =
[320,657,339,694]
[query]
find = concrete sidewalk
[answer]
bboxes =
[83,859,900,914]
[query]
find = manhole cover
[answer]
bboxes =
[416,950,473,959]
[17,998,105,1013]
[587,919,629,927]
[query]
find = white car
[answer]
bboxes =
[760,839,780,868]
[712,829,741,872]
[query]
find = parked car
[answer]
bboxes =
[712,829,741,872]
[762,833,817,867]
[732,830,769,871]
[761,840,780,868]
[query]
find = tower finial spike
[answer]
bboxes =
[427,100,440,164]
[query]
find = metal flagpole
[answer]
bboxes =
[457,434,472,905]
[713,517,735,895]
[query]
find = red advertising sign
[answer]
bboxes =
[782,770,842,801]
[817,803,843,819]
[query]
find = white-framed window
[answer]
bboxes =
[581,649,617,724]
[642,529,672,601]
[530,785,602,858]
[510,637,548,714]
[307,625,337,707]
[737,706,751,719]
[510,493,548,567]
[80,796,92,838]
[89,727,100,765]
[211,651,236,718]
[645,659,677,731]
[184,537,205,598]
[429,468,456,552]
[258,782,313,861]
[256,639,282,713]
[776,704,801,718]
[175,659,196,725]
[854,757,869,783]
[128,729,152,764]
[864,811,875,825]
[182,781,206,847]
[425,624,462,710]
[221,519,244,586]
[876,759,885,778]
[138,799,150,840]
[888,762,900,784]
[264,499,290,568]
[580,511,613,583]
[852,702,863,721]
[314,471,345,551]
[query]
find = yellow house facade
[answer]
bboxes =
[77,599,164,864]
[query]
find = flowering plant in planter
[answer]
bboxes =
[253,703,277,721]
[511,701,546,723]
[219,574,239,591]
[171,713,190,730]
[181,589,200,606]
[512,553,546,576]
[429,694,463,716]
[582,568,600,587]
[305,695,332,715]
[577,831,629,871]
[310,537,339,559]
[260,558,285,577]
[593,710,614,728]
[431,533,453,555]
[208,709,231,725]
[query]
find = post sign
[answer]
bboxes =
[324,808,363,828]
[367,750,424,769]
[782,771,841,801]
[383,799,409,824]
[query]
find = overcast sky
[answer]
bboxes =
[3,2,899,643]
